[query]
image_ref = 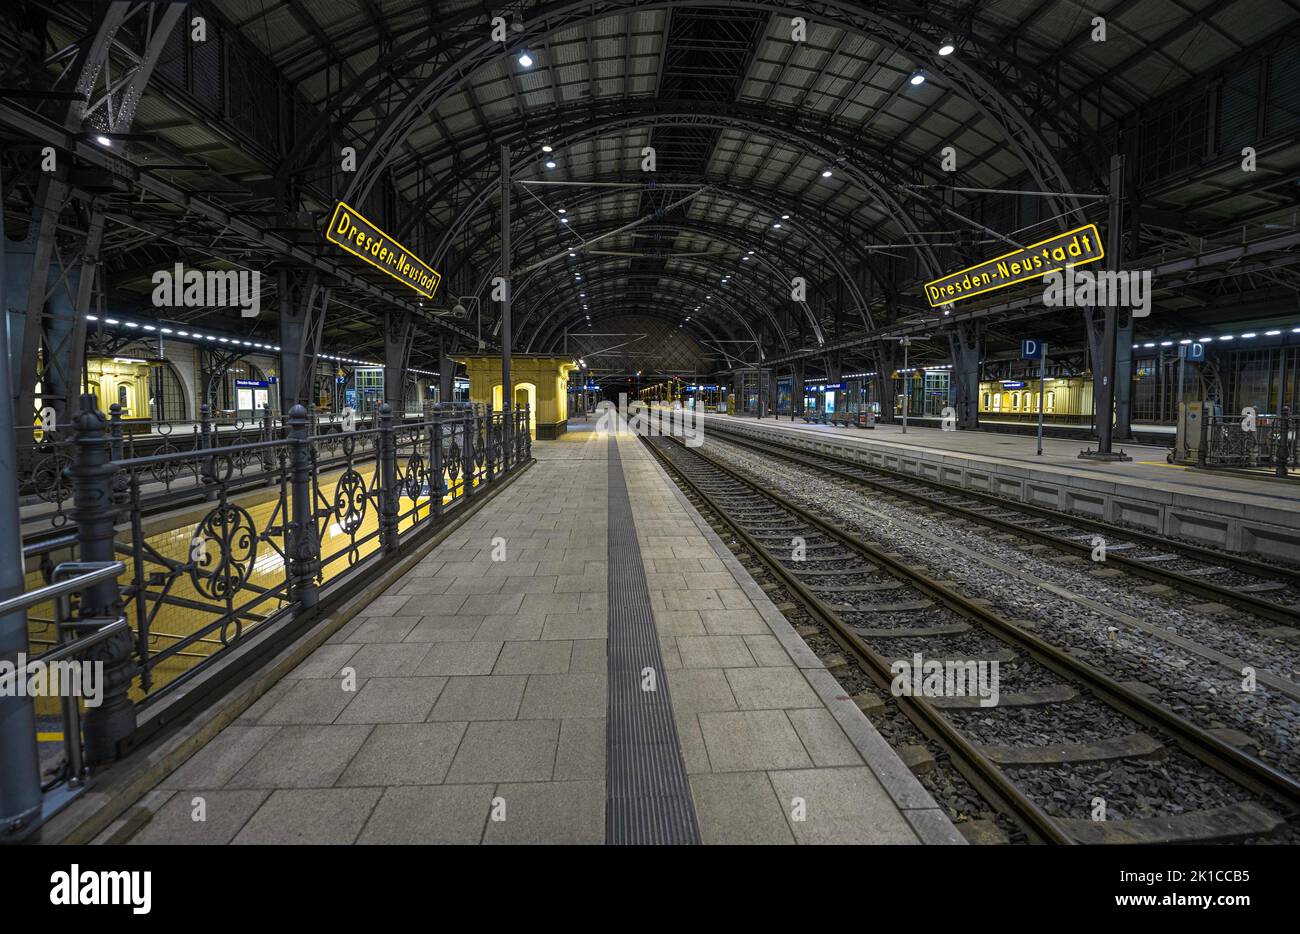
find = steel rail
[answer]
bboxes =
[646,434,1300,835]
[705,421,1300,622]
[640,435,1070,844]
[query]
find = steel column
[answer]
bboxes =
[384,311,413,415]
[500,145,513,468]
[69,396,135,762]
[948,322,982,430]
[1114,311,1135,441]
[286,405,320,608]
[438,336,455,403]
[0,246,41,837]
[279,271,328,413]
[1080,154,1131,461]
[377,403,399,553]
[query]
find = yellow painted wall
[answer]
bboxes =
[457,355,577,437]
[86,357,153,419]
[979,376,1093,417]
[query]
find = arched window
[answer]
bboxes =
[1046,390,1056,413]
[151,362,188,423]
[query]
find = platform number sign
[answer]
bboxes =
[1179,342,1206,362]
[1021,339,1044,360]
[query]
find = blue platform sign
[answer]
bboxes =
[1179,342,1206,362]
[1021,339,1043,360]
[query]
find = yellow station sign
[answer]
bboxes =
[325,201,441,299]
[924,223,1104,308]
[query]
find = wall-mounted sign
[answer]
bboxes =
[924,223,1104,308]
[325,201,441,299]
[235,378,270,388]
[1001,380,1026,389]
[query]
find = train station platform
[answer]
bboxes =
[702,414,1300,563]
[77,422,959,845]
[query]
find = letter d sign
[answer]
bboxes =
[1021,339,1041,360]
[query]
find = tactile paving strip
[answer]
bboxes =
[606,439,701,845]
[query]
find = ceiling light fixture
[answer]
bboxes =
[821,169,832,177]
[937,37,956,56]
[909,70,927,86]
[517,50,534,68]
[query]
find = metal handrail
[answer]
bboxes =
[13,617,128,675]
[0,561,124,618]
[2,560,126,838]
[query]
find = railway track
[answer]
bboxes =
[643,433,1300,844]
[702,420,1300,626]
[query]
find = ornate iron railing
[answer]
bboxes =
[25,395,532,758]
[1202,410,1299,474]
[15,405,433,532]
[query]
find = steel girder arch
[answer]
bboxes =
[298,1,1089,234]
[527,278,780,366]
[525,276,766,359]
[418,104,950,355]
[497,217,838,347]
[447,177,875,338]
[538,302,752,371]
[442,173,884,297]
[417,101,944,282]
[548,304,738,367]
[520,262,790,359]
[516,275,748,353]
[527,282,748,353]
[395,95,987,253]
[528,269,772,360]
[7,1,183,436]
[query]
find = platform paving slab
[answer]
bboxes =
[111,423,958,845]
[618,432,961,845]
